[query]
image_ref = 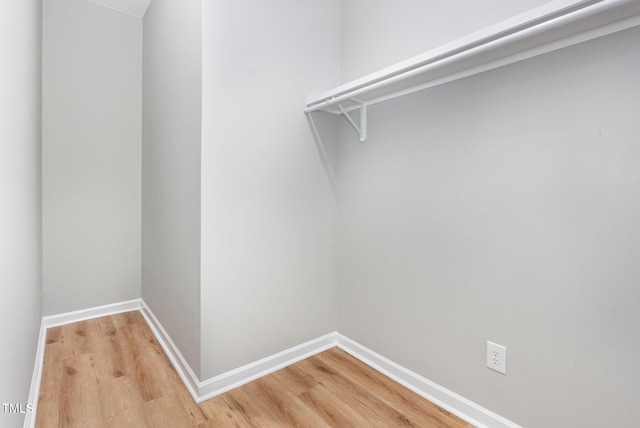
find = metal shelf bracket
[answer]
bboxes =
[338,103,367,143]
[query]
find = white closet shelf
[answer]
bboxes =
[304,0,640,142]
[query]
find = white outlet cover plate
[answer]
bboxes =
[487,340,507,374]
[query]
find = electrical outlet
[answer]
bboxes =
[487,341,507,374]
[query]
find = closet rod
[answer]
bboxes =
[304,0,636,115]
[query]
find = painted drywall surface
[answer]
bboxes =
[85,0,151,18]
[337,21,640,428]
[142,0,202,376]
[200,0,341,378]
[0,0,42,426]
[42,0,142,316]
[341,0,551,82]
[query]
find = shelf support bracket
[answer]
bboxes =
[338,104,367,143]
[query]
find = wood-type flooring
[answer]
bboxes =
[35,311,473,427]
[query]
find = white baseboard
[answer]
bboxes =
[138,300,201,402]
[335,333,521,428]
[23,320,46,428]
[27,300,520,428]
[197,332,336,402]
[139,300,336,403]
[41,298,143,328]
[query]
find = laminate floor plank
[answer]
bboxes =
[296,356,418,427]
[53,323,81,360]
[227,379,310,427]
[197,396,251,428]
[98,375,149,428]
[317,348,475,428]
[270,364,320,396]
[144,394,194,428]
[253,374,332,428]
[128,321,209,426]
[58,353,104,428]
[34,341,61,428]
[92,328,125,383]
[36,312,474,427]
[298,383,373,427]
[121,321,170,402]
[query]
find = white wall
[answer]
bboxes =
[200,0,341,379]
[42,0,142,316]
[0,0,42,426]
[341,0,551,81]
[338,3,640,426]
[142,0,202,376]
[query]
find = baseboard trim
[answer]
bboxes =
[23,320,47,428]
[28,300,520,428]
[197,332,336,403]
[335,333,521,428]
[139,300,336,403]
[138,300,201,403]
[41,298,143,328]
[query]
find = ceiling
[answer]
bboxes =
[85,0,151,18]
